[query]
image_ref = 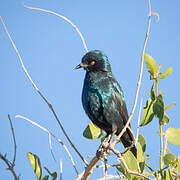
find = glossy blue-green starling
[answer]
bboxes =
[75,50,137,157]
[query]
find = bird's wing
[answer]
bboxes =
[82,83,113,133]
[109,77,129,126]
[109,78,136,142]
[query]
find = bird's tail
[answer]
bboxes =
[120,129,137,158]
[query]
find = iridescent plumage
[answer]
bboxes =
[75,50,136,157]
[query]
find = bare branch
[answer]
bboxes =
[23,4,88,53]
[60,159,63,180]
[112,0,153,146]
[15,115,79,175]
[0,115,18,180]
[82,156,100,180]
[0,15,88,166]
[110,147,152,180]
[0,153,19,180]
[8,115,17,167]
[135,98,143,146]
[96,164,120,169]
[152,12,160,22]
[97,174,124,180]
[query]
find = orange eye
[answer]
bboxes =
[90,61,95,65]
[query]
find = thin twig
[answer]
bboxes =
[112,0,153,146]
[0,115,19,180]
[15,115,79,175]
[96,164,120,169]
[0,153,19,180]
[135,98,143,146]
[97,175,124,180]
[104,157,108,179]
[0,16,88,166]
[110,147,152,180]
[60,159,63,180]
[100,158,107,180]
[23,4,88,53]
[8,115,17,166]
[152,12,160,22]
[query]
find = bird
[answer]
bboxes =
[75,50,137,157]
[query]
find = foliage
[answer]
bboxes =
[27,152,57,180]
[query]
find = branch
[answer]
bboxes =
[112,0,153,146]
[0,115,19,180]
[0,153,19,180]
[97,174,125,180]
[82,156,100,180]
[0,16,88,166]
[23,4,88,53]
[110,147,152,180]
[15,115,79,175]
[60,159,63,180]
[135,98,143,145]
[96,164,120,169]
[8,115,17,167]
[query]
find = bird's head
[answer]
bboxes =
[75,50,111,72]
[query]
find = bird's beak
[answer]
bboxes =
[74,63,82,70]
[74,63,88,70]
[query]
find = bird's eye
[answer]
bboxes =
[90,61,95,65]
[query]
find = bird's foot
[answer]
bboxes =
[96,140,114,158]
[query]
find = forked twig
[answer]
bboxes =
[23,4,88,53]
[15,115,79,175]
[0,153,19,180]
[0,115,19,180]
[110,147,152,180]
[0,16,88,166]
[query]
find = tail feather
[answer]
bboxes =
[120,129,137,158]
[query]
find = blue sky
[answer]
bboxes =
[0,0,179,179]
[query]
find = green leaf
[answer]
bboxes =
[163,153,176,166]
[117,151,139,180]
[144,54,158,77]
[83,122,102,139]
[27,152,42,180]
[51,173,57,180]
[137,142,144,163]
[139,162,145,173]
[164,169,173,180]
[165,128,180,145]
[137,142,145,173]
[44,167,57,180]
[177,155,180,175]
[161,113,170,125]
[153,94,164,124]
[140,98,155,126]
[42,175,49,180]
[165,102,176,111]
[159,67,173,79]
[150,84,155,101]
[138,134,146,153]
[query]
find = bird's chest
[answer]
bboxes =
[82,73,111,113]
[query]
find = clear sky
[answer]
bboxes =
[0,0,179,179]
